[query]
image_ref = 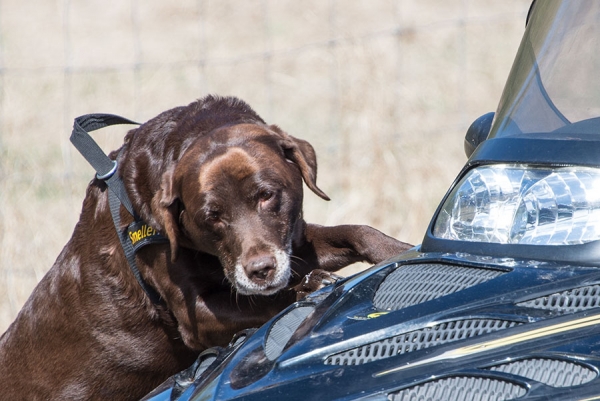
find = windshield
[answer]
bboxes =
[489,0,600,139]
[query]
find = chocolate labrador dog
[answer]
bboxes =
[0,95,411,400]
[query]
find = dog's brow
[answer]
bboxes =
[255,169,287,186]
[199,147,258,190]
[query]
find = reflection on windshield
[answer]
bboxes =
[489,0,600,139]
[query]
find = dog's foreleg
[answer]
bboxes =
[292,223,412,275]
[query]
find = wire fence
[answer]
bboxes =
[0,0,530,331]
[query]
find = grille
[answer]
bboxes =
[193,351,218,380]
[517,284,600,313]
[325,318,521,366]
[388,376,527,401]
[374,263,505,311]
[489,357,597,388]
[264,304,314,361]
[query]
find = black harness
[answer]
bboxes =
[70,114,168,306]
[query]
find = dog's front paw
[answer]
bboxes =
[293,269,343,301]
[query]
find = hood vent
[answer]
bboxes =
[325,318,521,366]
[517,284,600,313]
[374,263,505,311]
[388,375,527,401]
[488,357,597,388]
[264,304,315,361]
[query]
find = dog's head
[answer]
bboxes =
[159,123,328,295]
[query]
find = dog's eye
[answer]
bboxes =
[259,190,274,202]
[206,210,221,223]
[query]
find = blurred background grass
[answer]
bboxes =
[0,0,530,332]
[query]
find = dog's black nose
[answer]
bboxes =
[246,255,276,283]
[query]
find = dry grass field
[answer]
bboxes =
[0,0,530,333]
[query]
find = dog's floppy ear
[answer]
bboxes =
[154,166,182,262]
[270,125,330,201]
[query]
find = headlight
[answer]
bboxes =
[433,164,600,245]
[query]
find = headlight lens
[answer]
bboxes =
[433,164,600,245]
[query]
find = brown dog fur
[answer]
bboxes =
[0,95,411,400]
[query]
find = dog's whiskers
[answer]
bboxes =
[290,267,301,279]
[289,254,305,263]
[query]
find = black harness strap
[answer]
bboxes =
[70,114,166,306]
[71,114,139,217]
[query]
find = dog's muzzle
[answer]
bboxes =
[234,248,291,295]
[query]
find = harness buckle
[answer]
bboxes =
[96,160,118,180]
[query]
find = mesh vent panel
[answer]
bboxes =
[374,263,505,311]
[325,318,521,366]
[193,353,217,380]
[388,376,527,401]
[264,305,314,361]
[517,284,600,313]
[489,358,597,387]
